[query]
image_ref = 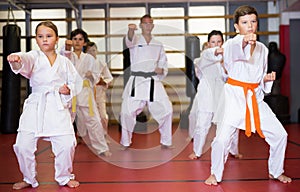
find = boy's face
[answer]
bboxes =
[140,17,154,35]
[71,33,86,52]
[234,14,257,35]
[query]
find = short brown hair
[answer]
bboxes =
[70,28,89,43]
[140,14,152,23]
[233,5,258,24]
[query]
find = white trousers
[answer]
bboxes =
[76,105,109,154]
[120,97,173,147]
[210,116,288,182]
[13,132,76,187]
[95,86,109,133]
[190,112,240,157]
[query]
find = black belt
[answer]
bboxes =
[130,71,156,102]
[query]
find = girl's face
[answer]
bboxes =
[86,45,97,59]
[35,25,58,53]
[234,14,258,35]
[208,35,223,48]
[71,33,86,52]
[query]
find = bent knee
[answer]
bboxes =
[13,144,36,155]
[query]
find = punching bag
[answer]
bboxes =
[180,36,200,129]
[1,23,21,134]
[185,36,200,98]
[264,42,290,124]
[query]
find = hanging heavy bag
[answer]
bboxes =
[1,7,21,134]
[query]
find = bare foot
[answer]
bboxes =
[49,152,55,158]
[188,152,198,160]
[12,181,30,190]
[186,136,192,142]
[205,174,218,186]
[232,153,243,159]
[105,138,111,145]
[120,145,129,151]
[66,180,80,188]
[269,174,292,183]
[100,150,112,157]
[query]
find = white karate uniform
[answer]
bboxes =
[189,48,240,157]
[9,50,82,187]
[95,60,113,133]
[189,47,239,157]
[210,35,288,182]
[65,51,109,154]
[120,34,173,147]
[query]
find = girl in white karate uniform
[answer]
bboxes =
[85,42,113,142]
[7,21,82,190]
[205,5,292,185]
[188,30,242,159]
[120,14,173,148]
[62,29,111,157]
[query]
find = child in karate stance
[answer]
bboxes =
[205,5,292,185]
[188,30,242,160]
[62,29,111,157]
[7,20,82,190]
[85,41,113,143]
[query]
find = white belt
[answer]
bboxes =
[32,86,64,134]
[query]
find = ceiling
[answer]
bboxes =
[1,0,300,12]
[0,0,278,5]
[284,0,300,11]
[0,0,276,3]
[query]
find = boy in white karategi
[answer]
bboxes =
[120,14,173,148]
[8,21,82,190]
[62,29,111,157]
[205,5,292,185]
[188,30,242,160]
[85,41,113,143]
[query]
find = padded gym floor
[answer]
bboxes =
[0,123,299,192]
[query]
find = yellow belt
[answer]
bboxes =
[72,79,94,116]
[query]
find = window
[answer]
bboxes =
[189,6,225,50]
[80,9,106,62]
[31,9,67,51]
[109,7,145,70]
[151,7,185,68]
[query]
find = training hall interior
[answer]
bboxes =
[0,0,300,191]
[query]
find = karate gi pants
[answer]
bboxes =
[95,86,109,134]
[76,105,109,154]
[190,112,240,157]
[13,132,76,187]
[120,97,173,147]
[210,115,287,182]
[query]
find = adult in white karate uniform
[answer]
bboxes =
[188,30,241,159]
[120,14,173,148]
[8,21,82,190]
[63,29,111,157]
[86,42,113,138]
[205,5,291,185]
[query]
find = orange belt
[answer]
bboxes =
[227,78,265,138]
